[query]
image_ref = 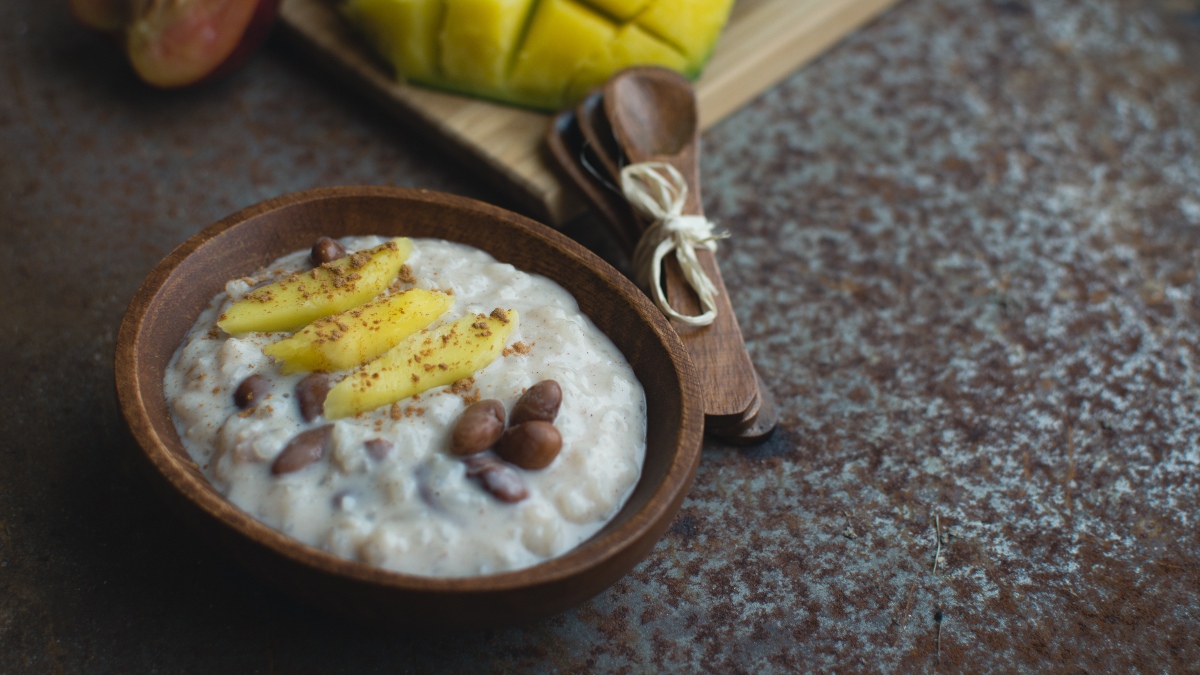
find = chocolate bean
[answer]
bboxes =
[233,373,271,410]
[296,372,332,422]
[464,454,528,503]
[365,438,393,461]
[449,399,506,456]
[271,424,334,475]
[310,236,347,265]
[509,380,562,426]
[495,421,562,470]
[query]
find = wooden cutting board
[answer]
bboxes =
[278,0,899,225]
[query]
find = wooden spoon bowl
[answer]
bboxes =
[603,67,771,436]
[115,186,703,630]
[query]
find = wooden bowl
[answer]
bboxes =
[115,186,703,629]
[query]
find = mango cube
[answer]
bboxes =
[341,0,440,80]
[323,309,518,419]
[340,0,735,111]
[508,0,615,108]
[440,0,536,91]
[262,288,453,374]
[217,238,413,335]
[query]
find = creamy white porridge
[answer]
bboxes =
[165,236,646,577]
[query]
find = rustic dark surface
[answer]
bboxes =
[3,0,1199,671]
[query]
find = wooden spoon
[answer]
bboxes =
[603,67,764,433]
[576,90,624,184]
[545,107,639,253]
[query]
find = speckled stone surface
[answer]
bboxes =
[3,0,1199,671]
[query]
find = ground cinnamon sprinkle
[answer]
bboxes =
[503,341,533,357]
[396,264,415,284]
[388,402,425,419]
[490,308,510,323]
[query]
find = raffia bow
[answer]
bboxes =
[622,162,729,326]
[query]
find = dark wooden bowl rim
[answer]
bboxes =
[115,186,702,601]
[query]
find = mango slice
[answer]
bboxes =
[341,0,440,80]
[324,309,518,419]
[635,0,734,72]
[585,0,650,21]
[508,0,615,107]
[440,0,535,91]
[262,288,454,374]
[565,22,688,103]
[340,0,735,111]
[217,238,413,335]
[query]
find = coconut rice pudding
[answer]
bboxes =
[165,236,646,577]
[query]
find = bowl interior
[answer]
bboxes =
[118,186,702,618]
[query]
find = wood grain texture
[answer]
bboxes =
[277,0,900,225]
[115,187,703,629]
[604,68,759,425]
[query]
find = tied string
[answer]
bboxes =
[622,162,729,326]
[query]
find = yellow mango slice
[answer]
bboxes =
[324,309,518,419]
[340,0,734,111]
[566,22,688,103]
[440,0,535,90]
[636,0,736,76]
[262,288,453,374]
[341,0,440,79]
[585,0,650,21]
[509,0,615,109]
[217,238,413,335]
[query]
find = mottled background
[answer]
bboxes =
[2,0,1199,671]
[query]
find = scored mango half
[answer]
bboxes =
[324,309,518,419]
[340,0,735,110]
[218,238,413,335]
[262,287,454,374]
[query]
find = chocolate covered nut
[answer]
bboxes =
[364,438,394,461]
[464,454,528,503]
[233,373,271,410]
[509,380,562,426]
[495,421,562,470]
[272,425,334,475]
[296,372,332,422]
[449,399,506,456]
[310,236,347,265]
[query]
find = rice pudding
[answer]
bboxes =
[164,236,646,577]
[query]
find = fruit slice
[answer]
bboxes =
[71,0,282,88]
[440,0,535,91]
[508,0,616,109]
[263,288,454,374]
[341,0,441,80]
[120,0,281,88]
[340,0,734,111]
[565,22,688,103]
[584,0,650,22]
[324,309,518,419]
[218,238,413,335]
[635,0,735,76]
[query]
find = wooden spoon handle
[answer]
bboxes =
[660,240,759,422]
[545,109,639,254]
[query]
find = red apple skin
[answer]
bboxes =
[191,0,282,86]
[71,0,283,89]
